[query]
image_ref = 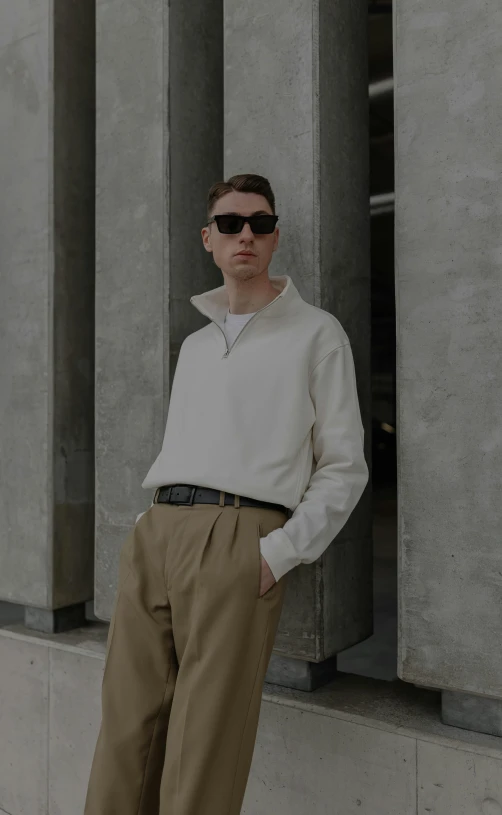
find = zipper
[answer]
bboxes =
[215,322,230,358]
[191,294,281,360]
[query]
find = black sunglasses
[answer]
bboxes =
[207,213,279,235]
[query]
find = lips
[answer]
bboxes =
[235,252,255,257]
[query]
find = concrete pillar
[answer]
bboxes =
[224,0,372,688]
[0,0,95,632]
[395,0,502,734]
[95,1,223,618]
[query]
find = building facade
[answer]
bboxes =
[1,1,502,813]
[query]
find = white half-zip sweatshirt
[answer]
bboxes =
[138,274,369,583]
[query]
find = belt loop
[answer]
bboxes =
[154,487,160,504]
[233,494,240,509]
[219,490,225,507]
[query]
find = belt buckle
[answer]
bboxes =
[174,485,197,506]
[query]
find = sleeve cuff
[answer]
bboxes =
[259,526,301,583]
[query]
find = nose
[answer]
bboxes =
[239,222,254,240]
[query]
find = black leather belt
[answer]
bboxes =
[154,484,290,516]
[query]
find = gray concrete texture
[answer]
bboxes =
[94,0,223,619]
[0,0,95,609]
[2,622,502,815]
[395,0,502,697]
[442,690,502,739]
[224,0,373,659]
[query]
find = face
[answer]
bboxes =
[201,191,279,281]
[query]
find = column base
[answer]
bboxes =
[265,654,338,691]
[442,690,502,738]
[24,602,87,634]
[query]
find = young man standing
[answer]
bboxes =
[85,173,368,815]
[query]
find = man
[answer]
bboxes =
[84,173,368,815]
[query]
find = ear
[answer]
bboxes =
[201,226,213,253]
[272,227,279,252]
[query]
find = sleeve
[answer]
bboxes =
[259,342,369,582]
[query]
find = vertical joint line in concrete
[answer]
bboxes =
[312,0,321,309]
[415,738,418,813]
[163,0,169,423]
[47,0,56,609]
[47,647,52,815]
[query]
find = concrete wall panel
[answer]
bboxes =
[417,741,502,815]
[49,647,103,815]
[395,0,502,697]
[0,634,49,815]
[0,0,95,609]
[95,0,223,618]
[224,0,372,659]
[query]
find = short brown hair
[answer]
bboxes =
[207,173,276,219]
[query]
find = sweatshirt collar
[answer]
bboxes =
[190,274,302,327]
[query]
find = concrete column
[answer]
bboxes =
[95,1,223,618]
[224,0,372,688]
[0,0,95,632]
[395,0,502,734]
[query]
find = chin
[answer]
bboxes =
[225,264,258,279]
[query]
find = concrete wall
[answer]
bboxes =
[0,0,95,609]
[395,0,502,697]
[2,624,502,815]
[94,0,224,619]
[224,0,372,660]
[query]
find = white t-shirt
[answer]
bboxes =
[223,308,257,350]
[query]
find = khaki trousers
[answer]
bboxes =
[84,497,289,815]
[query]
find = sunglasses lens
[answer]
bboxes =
[251,216,277,234]
[216,215,243,234]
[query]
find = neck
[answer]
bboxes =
[223,270,279,315]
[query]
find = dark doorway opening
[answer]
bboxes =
[338,2,397,681]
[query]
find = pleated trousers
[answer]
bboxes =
[84,497,289,815]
